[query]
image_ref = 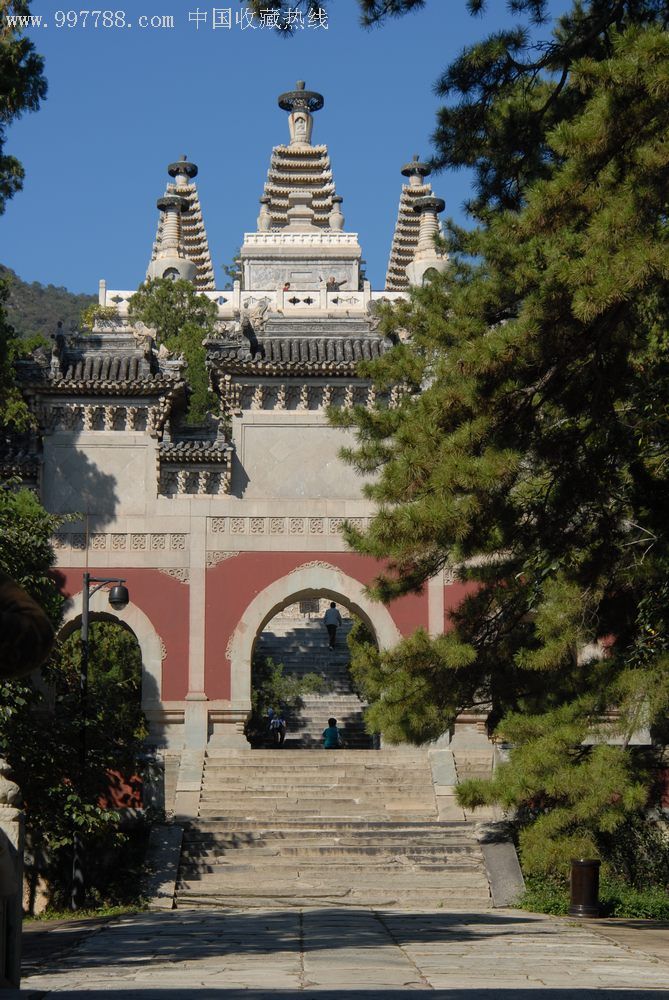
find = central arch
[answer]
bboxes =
[227,563,401,708]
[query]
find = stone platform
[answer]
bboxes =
[17,907,669,996]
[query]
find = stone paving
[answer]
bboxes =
[15,906,669,998]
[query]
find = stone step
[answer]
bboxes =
[176,888,491,909]
[185,819,466,833]
[181,852,480,872]
[202,780,424,790]
[175,746,492,911]
[203,757,430,767]
[183,829,474,844]
[207,752,426,759]
[177,871,489,890]
[182,847,479,864]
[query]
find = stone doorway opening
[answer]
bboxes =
[251,595,374,749]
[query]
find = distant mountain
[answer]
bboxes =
[0,265,96,342]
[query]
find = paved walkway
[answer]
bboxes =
[13,907,669,998]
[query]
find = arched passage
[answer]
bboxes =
[227,563,401,709]
[60,592,163,711]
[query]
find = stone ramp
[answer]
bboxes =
[175,749,492,910]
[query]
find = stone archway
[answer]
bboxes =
[60,592,163,712]
[227,562,401,710]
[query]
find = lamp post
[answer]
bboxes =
[71,573,129,911]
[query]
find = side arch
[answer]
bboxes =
[60,592,163,709]
[227,563,401,708]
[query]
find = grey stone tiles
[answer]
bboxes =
[17,905,669,998]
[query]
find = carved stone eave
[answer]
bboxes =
[19,376,185,397]
[157,441,234,497]
[211,358,365,378]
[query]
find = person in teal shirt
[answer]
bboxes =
[322,717,343,749]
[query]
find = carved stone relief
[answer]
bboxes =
[206,550,241,568]
[159,567,190,584]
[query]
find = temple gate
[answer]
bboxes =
[11,82,461,752]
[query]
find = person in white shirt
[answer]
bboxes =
[323,601,343,649]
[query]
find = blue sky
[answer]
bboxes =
[3,0,569,294]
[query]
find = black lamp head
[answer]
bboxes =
[108,584,129,610]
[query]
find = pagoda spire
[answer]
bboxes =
[257,81,337,230]
[147,156,215,290]
[385,155,440,290]
[278,80,324,147]
[405,195,448,286]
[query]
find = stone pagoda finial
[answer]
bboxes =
[402,154,431,188]
[148,194,197,282]
[278,80,324,146]
[406,195,448,286]
[168,154,198,187]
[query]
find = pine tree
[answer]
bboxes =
[128,278,219,424]
[0,1,47,213]
[336,24,669,874]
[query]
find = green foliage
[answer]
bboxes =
[358,2,668,218]
[348,622,477,744]
[518,812,669,914]
[25,903,143,922]
[517,875,569,915]
[220,248,241,290]
[0,486,64,621]
[336,22,669,875]
[519,874,669,919]
[128,279,218,423]
[80,304,118,331]
[0,485,150,909]
[0,2,47,212]
[0,278,36,430]
[600,813,669,891]
[0,265,95,342]
[1,621,149,910]
[246,656,327,746]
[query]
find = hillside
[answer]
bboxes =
[0,265,96,342]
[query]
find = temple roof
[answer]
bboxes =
[149,157,215,290]
[17,334,184,396]
[159,440,233,463]
[207,317,391,376]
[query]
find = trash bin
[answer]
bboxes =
[568,858,600,917]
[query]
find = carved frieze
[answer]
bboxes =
[206,550,241,568]
[37,400,157,435]
[51,520,371,553]
[290,560,341,573]
[226,379,375,414]
[159,567,190,584]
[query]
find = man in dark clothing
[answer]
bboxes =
[323,601,343,649]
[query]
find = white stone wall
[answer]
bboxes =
[232,412,366,500]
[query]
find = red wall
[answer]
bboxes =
[203,551,429,700]
[56,566,190,700]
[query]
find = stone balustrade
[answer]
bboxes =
[100,284,408,322]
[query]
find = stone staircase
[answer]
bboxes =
[175,749,492,910]
[255,617,372,748]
